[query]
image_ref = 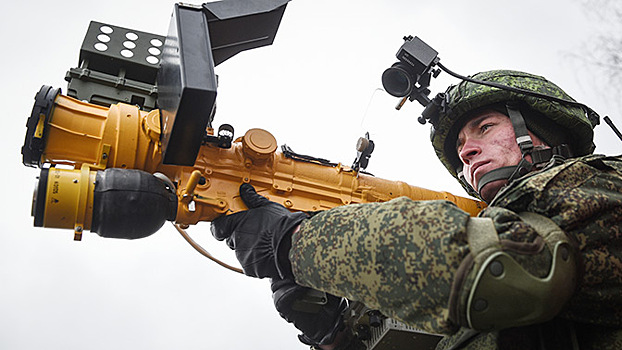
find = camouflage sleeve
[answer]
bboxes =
[289,198,471,334]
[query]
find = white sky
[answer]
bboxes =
[1,1,620,349]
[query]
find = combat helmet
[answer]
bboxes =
[423,70,599,199]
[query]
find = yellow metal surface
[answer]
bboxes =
[172,128,485,225]
[42,167,96,233]
[34,113,46,138]
[37,94,485,232]
[42,94,162,172]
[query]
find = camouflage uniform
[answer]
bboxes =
[289,154,622,349]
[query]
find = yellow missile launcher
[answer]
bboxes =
[24,86,484,241]
[20,3,486,349]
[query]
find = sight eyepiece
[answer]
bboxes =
[382,62,416,97]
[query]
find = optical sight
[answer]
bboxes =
[381,36,440,107]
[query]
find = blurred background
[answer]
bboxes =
[1,0,620,349]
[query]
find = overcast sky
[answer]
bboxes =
[1,0,620,349]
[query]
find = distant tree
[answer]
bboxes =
[573,0,622,97]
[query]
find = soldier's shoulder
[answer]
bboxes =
[492,154,622,208]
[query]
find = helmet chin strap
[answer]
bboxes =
[459,103,572,198]
[476,165,525,193]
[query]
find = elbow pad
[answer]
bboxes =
[452,212,577,331]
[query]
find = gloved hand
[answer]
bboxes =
[210,183,308,279]
[271,278,347,347]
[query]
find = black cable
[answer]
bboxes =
[436,62,600,125]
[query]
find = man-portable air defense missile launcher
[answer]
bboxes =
[21,1,485,348]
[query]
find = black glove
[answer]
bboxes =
[210,183,308,279]
[271,278,347,347]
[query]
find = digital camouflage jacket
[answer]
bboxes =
[289,154,622,349]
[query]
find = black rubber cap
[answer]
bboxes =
[91,169,178,239]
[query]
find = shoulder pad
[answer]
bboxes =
[459,213,577,330]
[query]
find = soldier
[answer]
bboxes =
[211,70,622,349]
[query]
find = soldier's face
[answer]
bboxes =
[456,110,545,202]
